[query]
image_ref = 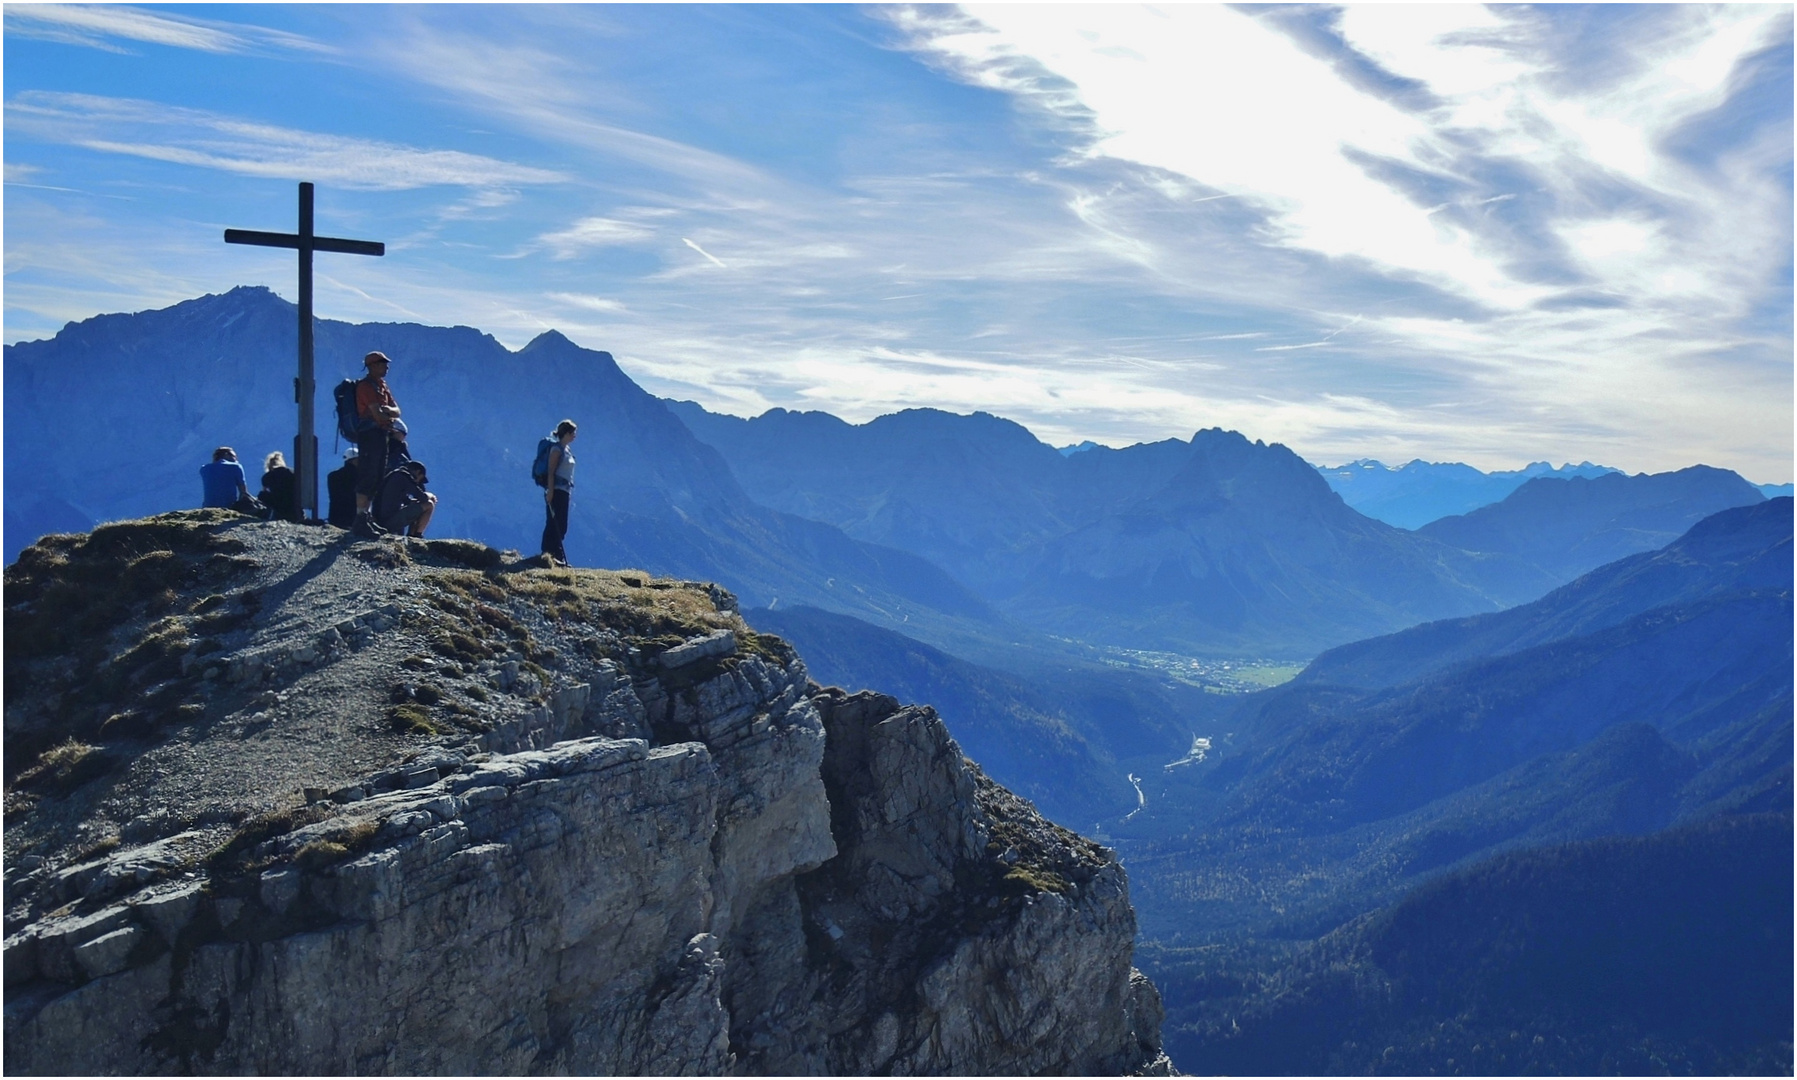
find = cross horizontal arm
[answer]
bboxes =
[314,236,385,256]
[223,229,385,256]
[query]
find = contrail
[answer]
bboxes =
[682,238,726,268]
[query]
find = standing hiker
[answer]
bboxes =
[352,351,403,537]
[375,459,437,538]
[538,419,577,566]
[326,449,359,529]
[259,451,300,522]
[200,447,256,513]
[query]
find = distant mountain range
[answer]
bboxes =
[670,403,1568,656]
[669,400,1774,657]
[1315,458,1619,529]
[1415,465,1768,584]
[1302,495,1794,690]
[8,289,1769,666]
[2,288,989,639]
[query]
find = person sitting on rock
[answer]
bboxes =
[200,447,258,514]
[326,448,359,529]
[259,451,300,522]
[374,459,436,538]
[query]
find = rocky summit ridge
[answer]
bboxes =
[2,512,1168,1075]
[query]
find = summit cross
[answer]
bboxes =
[224,181,384,520]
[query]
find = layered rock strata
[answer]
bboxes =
[6,606,1166,1073]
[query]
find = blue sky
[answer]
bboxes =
[5,4,1791,481]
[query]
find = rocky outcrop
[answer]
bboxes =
[4,519,1166,1075]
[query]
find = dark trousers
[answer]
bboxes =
[354,431,390,499]
[542,489,570,563]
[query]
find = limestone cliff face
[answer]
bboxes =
[3,515,1166,1075]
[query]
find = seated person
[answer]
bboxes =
[259,451,300,522]
[374,459,436,538]
[326,449,360,529]
[200,447,257,513]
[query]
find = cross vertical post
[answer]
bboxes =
[297,182,316,522]
[225,182,384,520]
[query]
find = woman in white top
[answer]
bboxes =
[541,419,577,565]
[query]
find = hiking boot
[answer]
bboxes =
[352,512,386,540]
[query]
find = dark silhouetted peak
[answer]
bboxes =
[520,328,578,353]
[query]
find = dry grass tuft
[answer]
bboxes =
[499,566,738,640]
[293,819,380,871]
[388,703,440,736]
[11,738,111,797]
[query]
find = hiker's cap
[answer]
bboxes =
[408,460,428,481]
[364,351,391,368]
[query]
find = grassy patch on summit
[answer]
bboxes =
[499,566,736,640]
[4,510,259,773]
[414,561,747,663]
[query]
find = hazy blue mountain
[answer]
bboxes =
[1299,497,1794,689]
[670,401,1557,657]
[1148,812,1793,1076]
[1316,458,1619,529]
[3,289,992,637]
[1007,431,1556,657]
[1760,481,1794,499]
[670,403,1076,593]
[1115,499,1793,938]
[1415,465,1765,584]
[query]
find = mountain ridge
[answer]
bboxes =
[1315,458,1620,529]
[3,288,997,646]
[1414,465,1766,584]
[672,400,1569,657]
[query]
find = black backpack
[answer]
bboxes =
[333,378,375,443]
[531,437,556,488]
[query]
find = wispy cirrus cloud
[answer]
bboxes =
[4,4,328,55]
[534,216,657,258]
[888,3,1791,474]
[548,293,628,314]
[368,13,777,200]
[5,92,567,191]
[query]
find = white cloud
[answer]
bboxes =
[537,217,656,258]
[902,5,1545,310]
[368,16,777,200]
[887,4,1791,475]
[548,292,629,314]
[4,4,327,55]
[6,93,567,191]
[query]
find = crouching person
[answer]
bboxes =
[375,459,436,538]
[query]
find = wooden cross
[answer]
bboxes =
[224,182,384,519]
